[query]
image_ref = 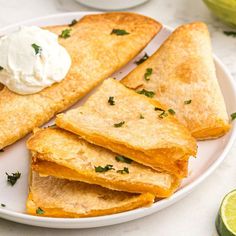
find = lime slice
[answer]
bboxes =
[216,190,236,236]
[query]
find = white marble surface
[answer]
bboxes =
[0,0,236,235]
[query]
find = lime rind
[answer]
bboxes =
[216,190,236,236]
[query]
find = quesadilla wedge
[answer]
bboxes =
[27,171,154,218]
[0,12,162,149]
[56,78,197,178]
[27,127,180,197]
[121,22,230,140]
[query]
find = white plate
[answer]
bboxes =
[0,12,235,229]
[75,0,149,10]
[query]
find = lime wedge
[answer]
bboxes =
[216,190,236,236]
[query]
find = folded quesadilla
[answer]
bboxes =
[121,22,230,140]
[56,78,197,177]
[27,127,180,197]
[27,171,154,217]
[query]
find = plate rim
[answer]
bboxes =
[0,11,235,228]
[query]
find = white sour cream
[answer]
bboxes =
[0,26,71,94]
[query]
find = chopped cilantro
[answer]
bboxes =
[139,114,144,119]
[144,68,153,81]
[114,121,125,127]
[184,100,192,104]
[115,155,132,164]
[59,29,72,39]
[159,110,168,119]
[168,109,175,115]
[1,204,5,207]
[36,207,44,215]
[108,96,115,105]
[117,167,129,174]
[111,29,129,36]
[6,171,21,186]
[154,107,165,112]
[95,165,114,173]
[231,112,236,121]
[223,31,236,37]
[0,66,3,71]
[135,53,149,65]
[137,89,155,98]
[31,43,42,55]
[69,19,78,27]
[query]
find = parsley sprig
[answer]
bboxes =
[155,108,175,118]
[31,43,42,55]
[144,68,153,81]
[184,100,192,104]
[223,31,236,37]
[108,96,115,105]
[111,29,129,36]
[117,167,129,174]
[135,53,149,65]
[36,207,44,215]
[95,164,114,173]
[115,155,132,164]
[137,89,155,98]
[69,19,78,27]
[139,114,144,119]
[59,29,72,39]
[6,171,21,186]
[114,121,125,128]
[0,66,3,71]
[231,112,236,121]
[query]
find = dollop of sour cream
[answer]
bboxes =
[0,26,71,94]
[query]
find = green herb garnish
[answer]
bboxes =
[108,96,115,105]
[231,112,236,121]
[1,204,5,207]
[111,29,129,36]
[184,100,192,104]
[223,31,236,37]
[144,68,153,81]
[31,43,42,55]
[139,114,144,119]
[168,109,175,115]
[114,121,125,128]
[95,164,114,173]
[0,66,3,71]
[154,107,165,112]
[59,29,72,39]
[159,110,168,119]
[117,167,129,174]
[115,155,132,164]
[135,53,149,65]
[69,19,78,27]
[6,171,21,186]
[36,207,44,215]
[137,89,155,98]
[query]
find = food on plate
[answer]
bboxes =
[0,26,71,94]
[56,78,197,178]
[26,171,154,217]
[121,22,230,140]
[0,12,162,149]
[27,127,180,197]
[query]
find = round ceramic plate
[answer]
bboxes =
[0,12,235,229]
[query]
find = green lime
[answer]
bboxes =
[216,190,236,236]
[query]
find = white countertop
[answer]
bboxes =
[0,0,236,235]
